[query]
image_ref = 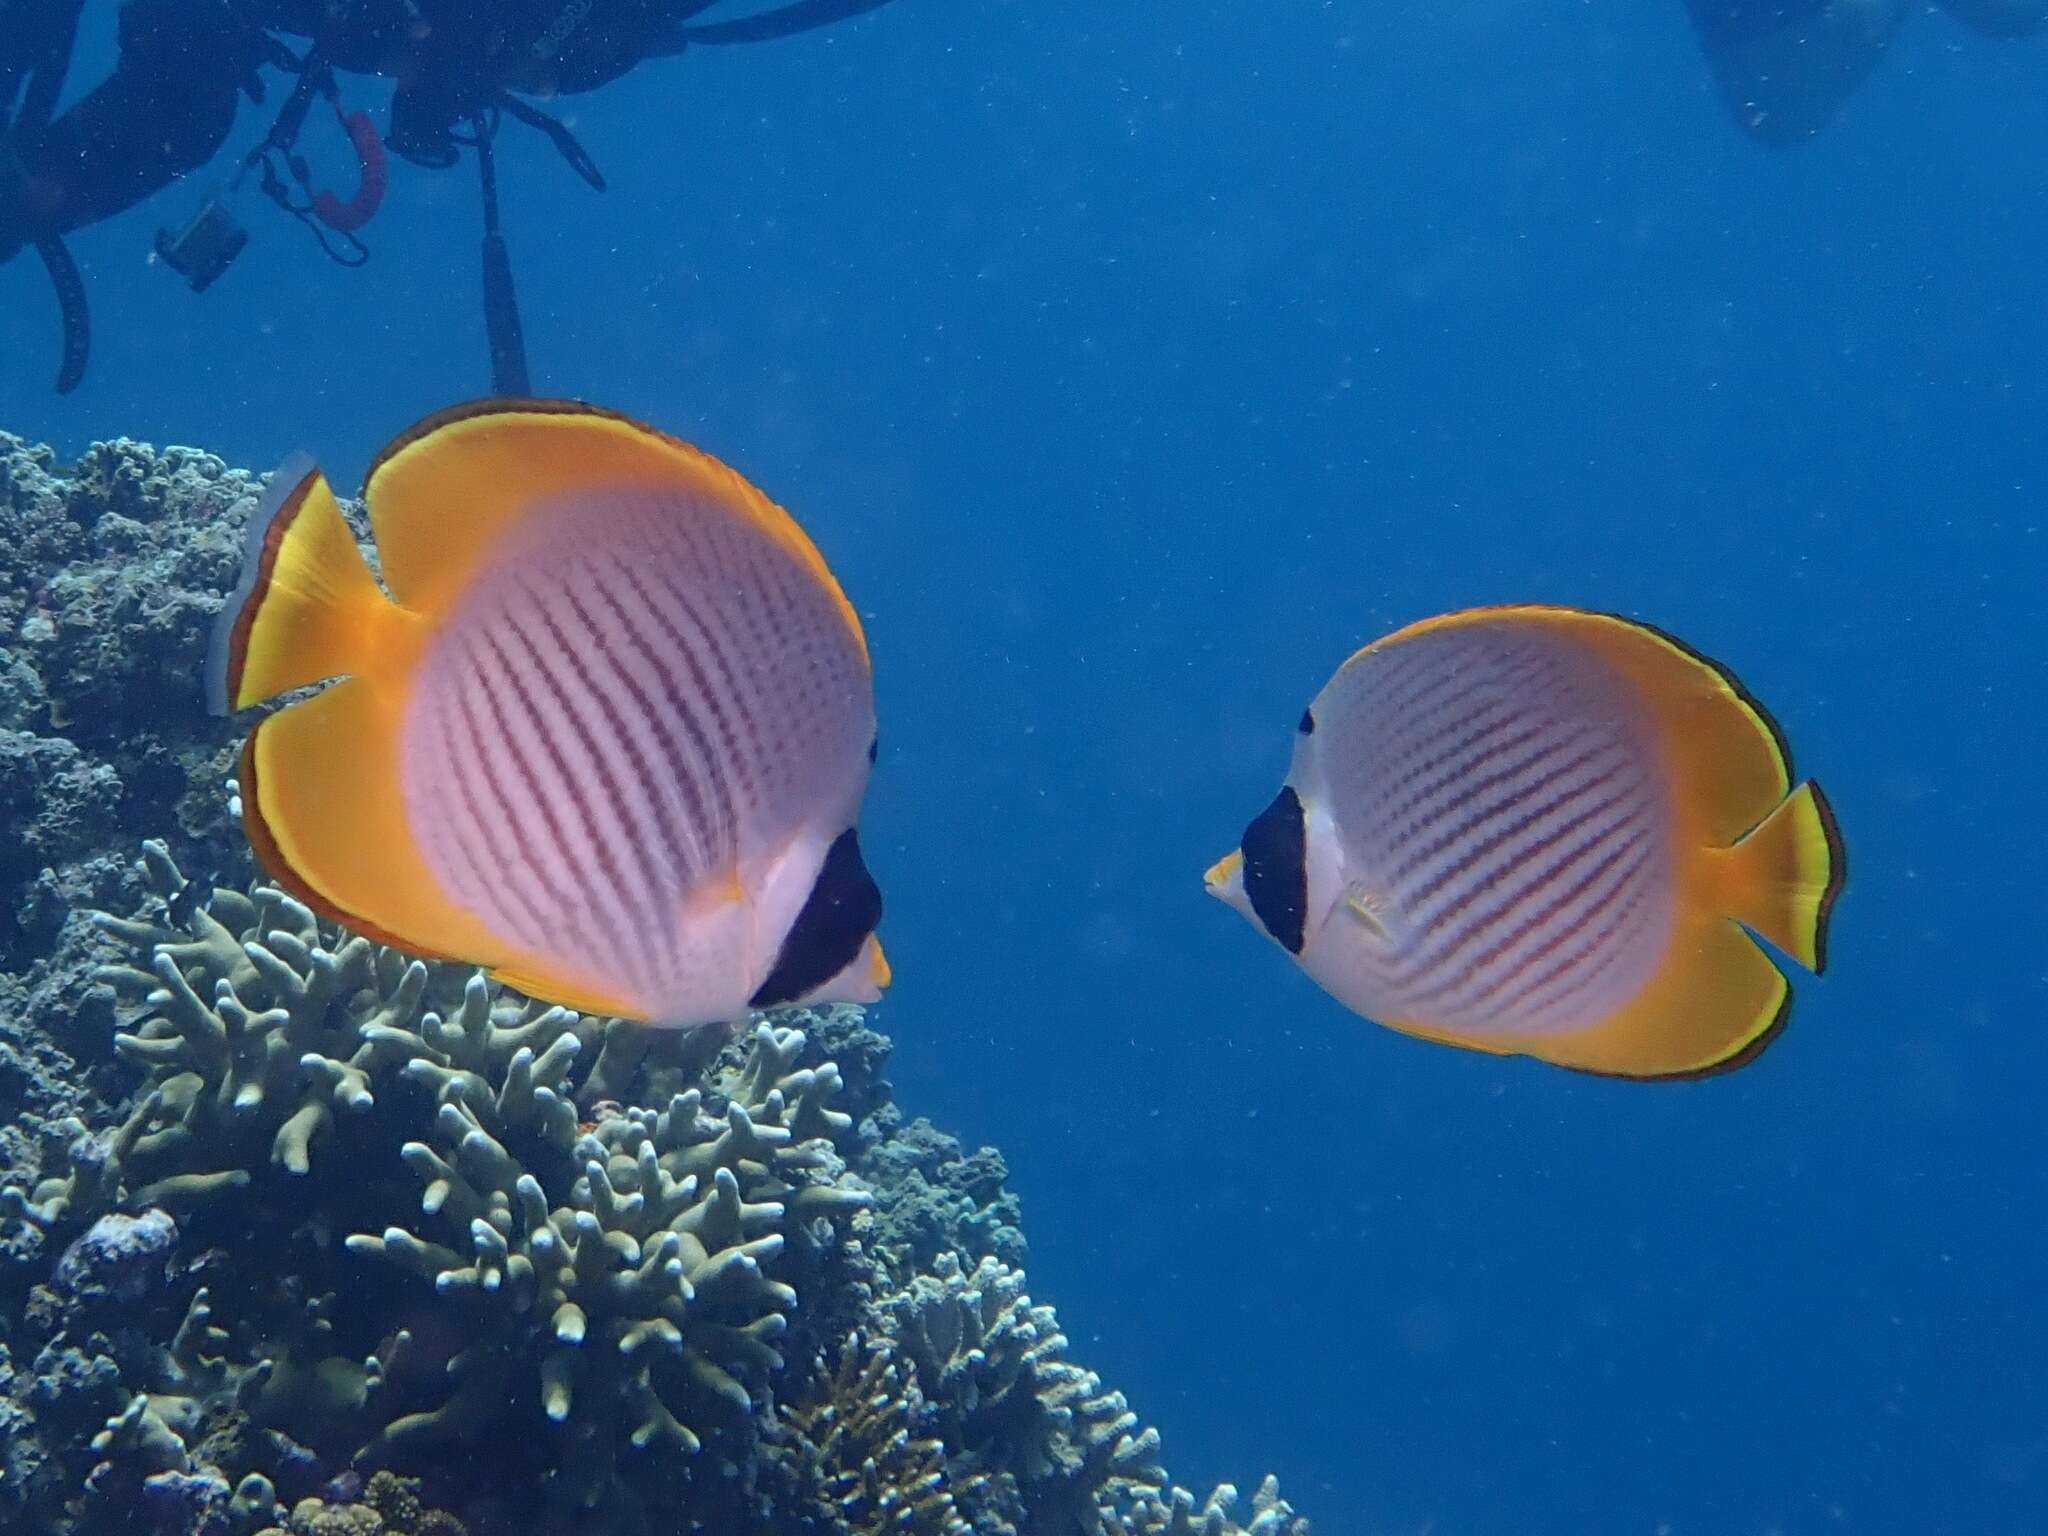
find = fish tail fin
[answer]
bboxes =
[1722,781,1845,973]
[206,453,399,715]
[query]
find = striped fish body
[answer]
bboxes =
[1206,606,1844,1079]
[209,399,887,1028]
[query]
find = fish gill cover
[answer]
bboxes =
[0,431,1305,1536]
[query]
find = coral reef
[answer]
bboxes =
[768,1331,983,1535]
[0,432,256,1040]
[256,1471,467,1536]
[1,426,1314,1536]
[4,837,1309,1534]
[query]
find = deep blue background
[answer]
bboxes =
[6,4,2047,1532]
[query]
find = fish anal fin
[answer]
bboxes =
[242,676,503,970]
[1710,780,1845,973]
[487,962,643,1021]
[207,456,403,714]
[1535,913,1792,1080]
[1364,606,1795,848]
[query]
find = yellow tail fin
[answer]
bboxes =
[1723,781,1845,972]
[206,454,397,715]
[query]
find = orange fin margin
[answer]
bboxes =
[359,397,866,662]
[245,681,645,1022]
[241,677,502,970]
[1522,914,1792,1081]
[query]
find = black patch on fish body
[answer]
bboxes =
[750,828,883,1008]
[1298,709,1315,735]
[1240,786,1307,955]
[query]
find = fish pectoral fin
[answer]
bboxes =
[680,865,748,922]
[1343,884,1394,939]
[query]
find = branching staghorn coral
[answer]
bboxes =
[347,1021,874,1503]
[883,1251,1168,1535]
[769,1330,986,1536]
[1,839,611,1235]
[1118,1478,1310,1536]
[92,839,555,1186]
[6,824,1310,1534]
[7,839,873,1512]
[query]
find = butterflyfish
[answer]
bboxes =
[206,398,888,1029]
[1204,605,1845,1079]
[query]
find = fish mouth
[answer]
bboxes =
[1202,850,1242,894]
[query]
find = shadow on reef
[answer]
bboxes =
[1,430,1312,1535]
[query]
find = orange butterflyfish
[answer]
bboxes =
[205,398,888,1029]
[1204,605,1845,1079]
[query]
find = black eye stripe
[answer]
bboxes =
[749,829,882,1008]
[1240,786,1307,955]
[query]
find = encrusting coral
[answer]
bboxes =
[1,432,254,1096]
[255,1470,468,1536]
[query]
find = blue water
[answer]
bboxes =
[7,5,2048,1533]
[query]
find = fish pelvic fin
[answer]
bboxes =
[206,453,405,714]
[1716,780,1845,973]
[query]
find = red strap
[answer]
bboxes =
[312,110,388,233]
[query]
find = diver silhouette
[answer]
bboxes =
[1687,0,2047,142]
[0,0,899,394]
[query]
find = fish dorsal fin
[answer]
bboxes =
[207,456,402,713]
[1521,911,1791,1080]
[1365,605,1793,851]
[361,397,865,655]
[241,677,502,965]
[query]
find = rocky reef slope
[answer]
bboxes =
[0,431,1311,1536]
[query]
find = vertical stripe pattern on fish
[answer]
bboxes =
[1309,622,1676,1038]
[1206,605,1844,1079]
[207,398,888,1030]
